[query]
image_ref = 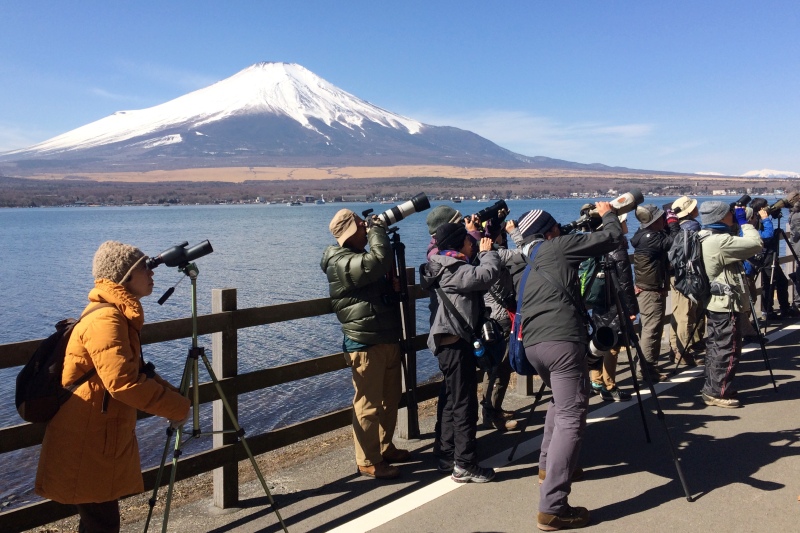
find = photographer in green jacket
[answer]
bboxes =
[321,209,410,479]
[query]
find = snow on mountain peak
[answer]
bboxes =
[741,168,800,178]
[7,62,423,156]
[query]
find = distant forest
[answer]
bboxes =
[0,174,789,207]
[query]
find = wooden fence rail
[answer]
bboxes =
[0,256,795,531]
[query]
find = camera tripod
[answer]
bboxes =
[387,226,421,438]
[143,262,288,533]
[737,270,778,391]
[758,215,800,336]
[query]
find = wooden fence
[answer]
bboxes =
[0,256,795,531]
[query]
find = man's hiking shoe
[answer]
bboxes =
[537,505,590,531]
[451,463,495,483]
[702,392,740,409]
[358,461,399,479]
[600,386,631,402]
[483,414,518,431]
[590,382,604,395]
[382,447,411,463]
[436,457,454,474]
[538,467,584,484]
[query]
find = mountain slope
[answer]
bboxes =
[0,62,659,174]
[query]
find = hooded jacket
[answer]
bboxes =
[36,279,190,504]
[320,224,401,345]
[420,250,500,354]
[699,223,763,313]
[509,212,622,347]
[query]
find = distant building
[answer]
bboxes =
[341,195,368,202]
[712,190,727,196]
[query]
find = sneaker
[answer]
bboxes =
[537,505,590,531]
[780,308,800,318]
[590,382,604,396]
[600,386,631,402]
[763,311,780,320]
[701,392,740,409]
[451,463,495,483]
[538,467,584,484]
[436,457,454,474]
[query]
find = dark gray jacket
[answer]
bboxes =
[420,250,500,353]
[320,225,401,345]
[510,212,622,347]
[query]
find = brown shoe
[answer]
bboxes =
[484,414,518,431]
[537,505,590,531]
[358,461,400,479]
[382,447,411,463]
[538,467,584,485]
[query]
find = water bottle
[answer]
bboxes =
[473,339,485,358]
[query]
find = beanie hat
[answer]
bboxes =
[635,204,664,229]
[426,205,463,235]
[92,241,146,284]
[516,209,557,244]
[435,222,468,251]
[699,201,730,225]
[329,209,359,246]
[672,196,698,219]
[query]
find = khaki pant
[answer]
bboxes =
[589,347,621,389]
[637,289,667,369]
[668,280,706,356]
[346,343,403,466]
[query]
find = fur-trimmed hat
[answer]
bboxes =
[699,201,730,225]
[516,209,557,244]
[426,205,463,235]
[92,241,146,284]
[435,222,468,251]
[329,209,359,246]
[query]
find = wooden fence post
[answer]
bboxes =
[397,267,420,439]
[212,288,238,509]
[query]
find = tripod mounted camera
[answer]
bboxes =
[143,240,288,533]
[361,193,431,439]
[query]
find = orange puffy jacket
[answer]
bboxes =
[36,279,190,504]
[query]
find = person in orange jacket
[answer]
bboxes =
[35,241,191,533]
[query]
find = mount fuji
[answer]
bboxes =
[0,62,632,174]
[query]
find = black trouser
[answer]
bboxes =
[435,339,479,468]
[77,500,120,533]
[703,311,743,399]
[761,262,790,313]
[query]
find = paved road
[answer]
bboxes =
[128,324,800,533]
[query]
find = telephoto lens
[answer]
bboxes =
[376,193,431,226]
[475,200,509,223]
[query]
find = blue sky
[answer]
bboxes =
[1,1,798,176]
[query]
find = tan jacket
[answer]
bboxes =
[699,224,763,313]
[36,279,190,504]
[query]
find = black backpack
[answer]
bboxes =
[668,228,711,305]
[15,303,112,423]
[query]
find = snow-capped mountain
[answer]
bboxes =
[0,62,557,172]
[741,169,800,179]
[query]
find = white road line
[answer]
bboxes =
[329,325,796,533]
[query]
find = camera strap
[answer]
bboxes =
[434,288,479,343]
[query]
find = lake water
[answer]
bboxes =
[0,194,748,507]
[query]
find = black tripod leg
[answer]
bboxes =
[620,342,651,443]
[507,381,547,462]
[606,263,693,501]
[741,273,778,392]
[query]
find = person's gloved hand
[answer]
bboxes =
[734,206,748,226]
[666,209,678,225]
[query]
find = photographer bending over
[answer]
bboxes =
[698,202,762,408]
[322,209,410,479]
[420,222,500,483]
[36,241,190,533]
[509,203,621,531]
